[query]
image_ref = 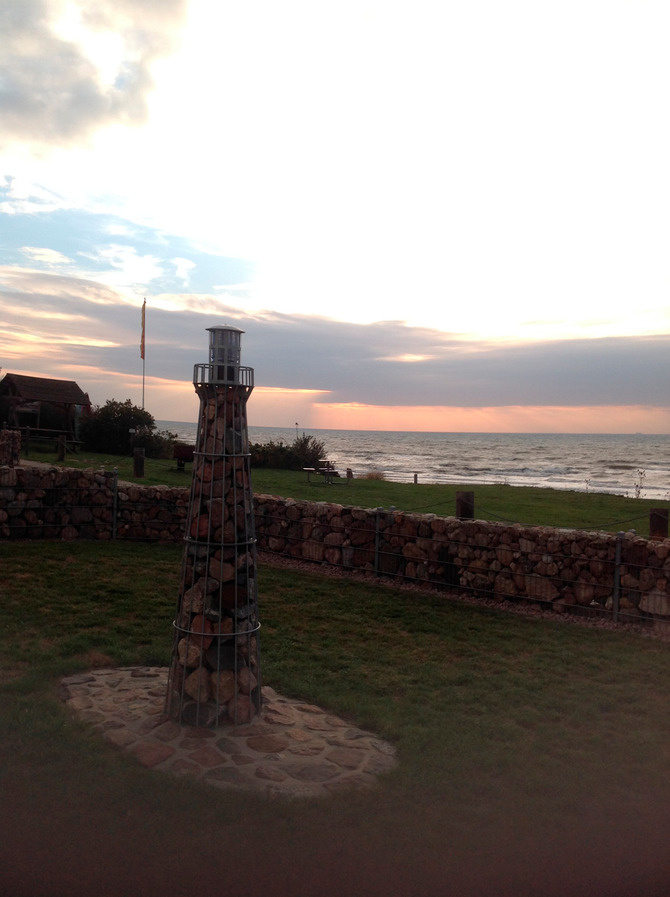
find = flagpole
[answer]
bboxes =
[141,299,146,409]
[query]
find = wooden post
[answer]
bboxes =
[649,509,669,541]
[133,447,145,478]
[456,491,474,520]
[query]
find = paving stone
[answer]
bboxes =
[137,715,169,736]
[132,741,176,768]
[62,674,96,686]
[245,734,290,754]
[283,728,313,743]
[152,720,182,743]
[204,766,251,784]
[296,704,325,714]
[255,765,287,782]
[68,695,93,711]
[100,719,126,731]
[284,764,339,783]
[214,736,239,753]
[104,728,137,747]
[188,745,225,768]
[324,774,374,792]
[228,722,276,737]
[302,718,333,731]
[263,707,296,726]
[326,747,365,769]
[287,744,324,757]
[231,753,255,766]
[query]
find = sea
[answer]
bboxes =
[156,422,670,501]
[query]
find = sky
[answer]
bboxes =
[1,0,669,433]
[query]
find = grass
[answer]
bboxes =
[3,540,670,896]
[22,446,663,535]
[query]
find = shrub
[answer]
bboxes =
[80,399,176,458]
[291,433,327,468]
[250,432,327,470]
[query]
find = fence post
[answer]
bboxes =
[112,468,118,539]
[374,508,383,576]
[456,491,474,520]
[133,447,145,478]
[612,531,624,623]
[649,509,669,541]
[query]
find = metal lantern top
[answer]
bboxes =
[193,325,254,388]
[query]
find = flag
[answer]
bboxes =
[140,299,146,360]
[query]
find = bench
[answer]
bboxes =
[303,465,353,484]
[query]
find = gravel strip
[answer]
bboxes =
[258,550,670,643]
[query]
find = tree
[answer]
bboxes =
[79,399,176,458]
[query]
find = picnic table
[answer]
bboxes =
[317,460,339,483]
[303,461,352,484]
[173,443,195,471]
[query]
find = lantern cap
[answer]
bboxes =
[206,325,244,335]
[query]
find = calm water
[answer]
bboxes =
[157,422,670,500]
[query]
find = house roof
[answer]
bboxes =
[0,373,91,406]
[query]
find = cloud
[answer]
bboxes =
[243,313,670,409]
[2,263,667,420]
[0,0,188,147]
[20,246,72,266]
[79,244,164,291]
[172,257,196,284]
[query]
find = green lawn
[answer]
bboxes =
[21,446,663,536]
[2,540,670,896]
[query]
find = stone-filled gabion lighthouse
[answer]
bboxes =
[166,326,261,727]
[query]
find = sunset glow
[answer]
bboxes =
[1,1,668,434]
[309,403,670,435]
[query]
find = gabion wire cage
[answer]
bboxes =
[165,333,261,727]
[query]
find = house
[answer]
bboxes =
[0,372,91,440]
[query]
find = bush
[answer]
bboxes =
[250,432,327,470]
[364,469,386,481]
[291,433,327,468]
[80,399,176,458]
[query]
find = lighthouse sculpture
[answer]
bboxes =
[166,326,261,727]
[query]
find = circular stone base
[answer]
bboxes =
[60,667,397,797]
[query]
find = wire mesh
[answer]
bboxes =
[165,381,261,727]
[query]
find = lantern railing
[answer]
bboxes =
[192,363,254,388]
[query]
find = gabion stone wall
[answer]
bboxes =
[0,465,188,541]
[2,466,669,623]
[252,495,670,621]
